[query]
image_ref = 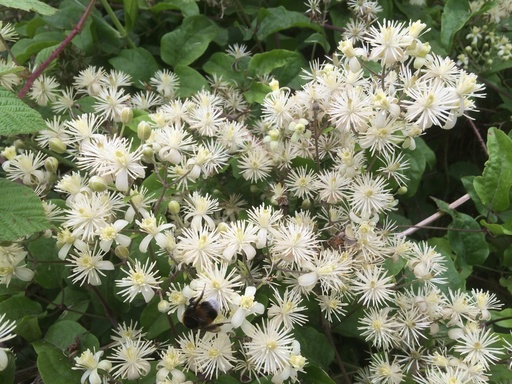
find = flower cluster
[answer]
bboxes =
[1,14,506,384]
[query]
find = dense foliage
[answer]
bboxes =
[0,0,511,383]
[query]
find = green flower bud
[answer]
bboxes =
[137,121,152,141]
[167,200,181,214]
[115,245,130,259]
[89,176,108,192]
[49,138,67,154]
[44,157,59,173]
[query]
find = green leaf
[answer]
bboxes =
[33,341,82,384]
[0,352,15,384]
[174,65,209,97]
[302,366,336,384]
[123,0,138,32]
[474,128,512,212]
[109,48,160,85]
[440,0,471,49]
[294,326,334,370]
[254,6,320,41]
[0,179,49,242]
[448,213,489,268]
[10,32,62,64]
[140,300,170,339]
[0,295,44,341]
[244,81,271,104]
[150,0,199,17]
[28,237,64,289]
[492,308,512,328]
[0,0,57,15]
[402,137,435,197]
[0,87,46,135]
[45,320,88,350]
[304,32,330,53]
[427,237,466,291]
[248,49,307,87]
[161,15,220,67]
[202,52,246,85]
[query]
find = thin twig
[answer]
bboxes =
[467,117,488,155]
[17,0,96,99]
[397,194,471,237]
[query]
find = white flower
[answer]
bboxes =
[243,318,295,375]
[110,337,156,380]
[116,259,161,303]
[267,289,308,329]
[175,227,223,269]
[68,242,114,286]
[247,204,283,248]
[97,219,131,252]
[183,192,220,231]
[220,220,258,262]
[77,136,145,192]
[136,213,175,253]
[195,332,236,378]
[453,326,504,369]
[403,79,459,129]
[231,286,265,328]
[0,244,34,287]
[348,173,395,217]
[352,264,395,307]
[150,69,180,98]
[191,264,242,312]
[271,222,320,267]
[93,86,131,121]
[73,349,112,384]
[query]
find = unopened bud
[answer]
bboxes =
[120,107,133,124]
[115,245,130,259]
[167,200,180,214]
[44,157,59,173]
[397,186,408,195]
[137,121,152,141]
[49,138,67,154]
[89,176,108,192]
[158,300,171,313]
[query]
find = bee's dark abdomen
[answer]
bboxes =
[182,301,218,330]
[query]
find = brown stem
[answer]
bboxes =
[17,0,96,99]
[467,117,488,155]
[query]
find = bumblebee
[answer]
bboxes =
[182,289,220,332]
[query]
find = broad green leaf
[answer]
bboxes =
[174,65,209,97]
[150,0,199,17]
[304,32,330,53]
[45,320,88,350]
[294,326,334,370]
[474,128,512,211]
[0,0,57,15]
[48,286,90,322]
[492,308,512,328]
[428,237,465,291]
[448,215,489,267]
[161,15,220,67]
[123,0,138,32]
[140,299,170,339]
[248,49,306,87]
[244,81,271,104]
[11,32,62,64]
[109,48,160,85]
[33,341,82,384]
[28,237,64,289]
[203,52,246,85]
[0,352,15,384]
[302,366,336,384]
[0,295,44,341]
[254,6,320,41]
[0,178,49,242]
[440,0,471,49]
[402,137,435,197]
[461,175,494,220]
